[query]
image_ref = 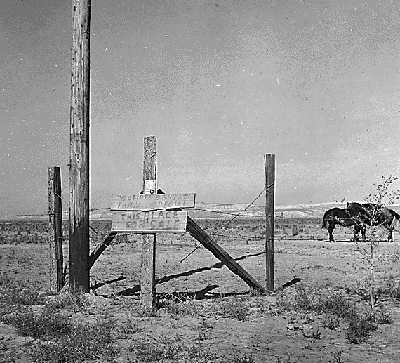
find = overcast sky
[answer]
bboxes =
[0,0,399,216]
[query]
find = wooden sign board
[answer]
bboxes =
[112,210,188,233]
[112,193,195,211]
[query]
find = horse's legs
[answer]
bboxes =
[387,227,393,242]
[361,224,366,241]
[328,223,335,242]
[353,225,360,242]
[382,221,394,242]
[354,223,367,242]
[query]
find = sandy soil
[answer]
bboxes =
[1,232,400,362]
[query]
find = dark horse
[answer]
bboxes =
[322,207,366,242]
[346,202,400,242]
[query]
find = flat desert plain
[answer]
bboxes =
[1,217,400,362]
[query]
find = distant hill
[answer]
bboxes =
[6,201,400,221]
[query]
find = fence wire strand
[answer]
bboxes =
[178,188,267,265]
[223,187,266,228]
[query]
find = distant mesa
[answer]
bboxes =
[3,202,400,221]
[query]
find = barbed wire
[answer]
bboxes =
[177,187,267,265]
[203,231,264,241]
[193,208,243,218]
[223,186,269,228]
[86,185,321,282]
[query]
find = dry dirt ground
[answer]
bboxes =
[1,226,400,362]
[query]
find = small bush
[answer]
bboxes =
[2,298,116,363]
[289,285,313,311]
[0,289,42,310]
[221,352,256,363]
[29,318,116,363]
[46,290,88,312]
[277,285,357,320]
[130,334,184,362]
[187,342,219,362]
[314,291,357,319]
[129,338,165,362]
[330,350,344,363]
[196,318,214,341]
[0,273,42,307]
[161,297,203,318]
[213,297,249,321]
[3,307,72,339]
[375,276,400,300]
[118,312,141,335]
[160,333,184,360]
[276,284,314,312]
[346,313,378,344]
[373,306,393,324]
[321,313,341,330]
[277,284,391,344]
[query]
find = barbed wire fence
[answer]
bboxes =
[84,188,331,290]
[87,186,326,260]
[177,187,268,264]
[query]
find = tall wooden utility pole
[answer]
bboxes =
[69,0,91,292]
[265,154,275,292]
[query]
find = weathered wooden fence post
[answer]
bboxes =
[69,0,91,292]
[141,136,157,312]
[48,167,64,292]
[265,154,275,292]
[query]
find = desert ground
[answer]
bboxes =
[1,217,400,362]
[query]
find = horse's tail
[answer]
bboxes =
[321,212,328,229]
[388,209,400,232]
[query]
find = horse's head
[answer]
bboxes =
[391,215,400,232]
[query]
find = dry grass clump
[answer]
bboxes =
[2,306,72,339]
[45,289,90,312]
[0,272,43,309]
[276,283,393,344]
[375,274,400,300]
[4,305,116,363]
[159,294,206,318]
[0,274,116,363]
[128,328,256,363]
[345,313,378,344]
[277,284,356,318]
[29,318,116,363]
[211,296,250,321]
[160,294,251,321]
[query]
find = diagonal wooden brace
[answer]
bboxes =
[186,216,266,294]
[88,231,118,269]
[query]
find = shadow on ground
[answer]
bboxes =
[91,250,301,299]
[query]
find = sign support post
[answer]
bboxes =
[140,136,157,313]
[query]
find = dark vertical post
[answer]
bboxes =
[265,154,275,292]
[141,136,157,312]
[48,167,64,292]
[69,0,91,292]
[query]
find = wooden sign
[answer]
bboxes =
[112,193,196,211]
[112,210,188,233]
